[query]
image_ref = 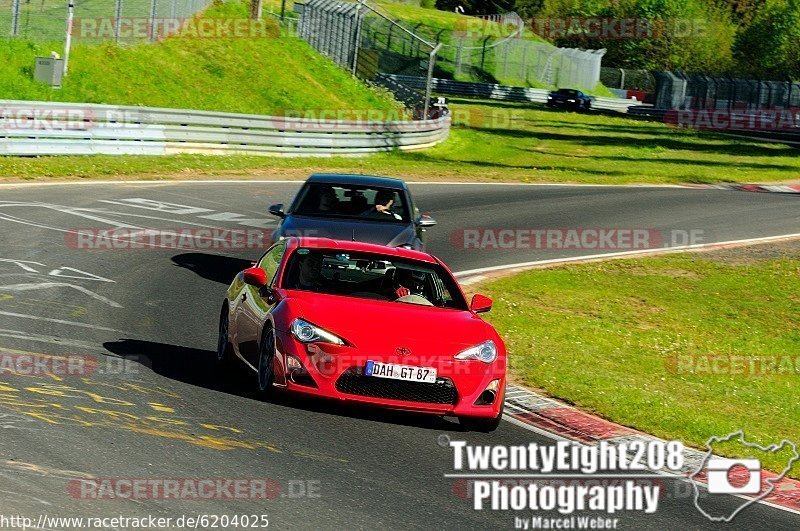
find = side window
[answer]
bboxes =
[258,242,286,286]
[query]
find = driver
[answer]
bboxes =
[296,252,325,291]
[393,269,426,299]
[317,186,338,213]
[362,190,401,220]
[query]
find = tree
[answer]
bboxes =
[524,0,736,73]
[733,0,800,79]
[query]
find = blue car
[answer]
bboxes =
[547,88,592,111]
[268,174,437,250]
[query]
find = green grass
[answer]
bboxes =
[374,1,490,33]
[2,98,798,183]
[0,1,400,115]
[478,249,800,475]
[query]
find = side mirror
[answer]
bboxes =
[470,294,493,314]
[242,267,269,288]
[417,214,437,228]
[268,204,285,218]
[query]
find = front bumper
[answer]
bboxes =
[273,330,506,418]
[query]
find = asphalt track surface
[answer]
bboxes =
[0,181,797,530]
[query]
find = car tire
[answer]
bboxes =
[257,326,276,397]
[216,304,234,367]
[459,400,504,433]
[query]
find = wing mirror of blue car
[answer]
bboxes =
[470,294,493,314]
[417,214,437,228]
[242,267,269,288]
[268,204,285,218]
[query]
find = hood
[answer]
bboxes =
[281,291,496,357]
[279,215,415,247]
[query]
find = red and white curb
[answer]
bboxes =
[686,183,800,194]
[504,383,800,515]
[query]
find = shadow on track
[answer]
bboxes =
[171,253,253,284]
[103,338,461,432]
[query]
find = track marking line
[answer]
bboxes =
[0,310,122,332]
[0,283,122,308]
[454,231,800,280]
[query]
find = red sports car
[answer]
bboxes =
[216,237,507,431]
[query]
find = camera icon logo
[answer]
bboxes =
[690,430,799,522]
[706,458,761,494]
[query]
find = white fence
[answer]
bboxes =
[0,100,451,156]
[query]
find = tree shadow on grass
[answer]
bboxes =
[468,125,791,159]
[512,148,800,172]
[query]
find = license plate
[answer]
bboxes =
[364,361,437,383]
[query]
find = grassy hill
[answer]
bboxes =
[0,1,401,114]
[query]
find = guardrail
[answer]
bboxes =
[0,100,450,156]
[380,75,644,113]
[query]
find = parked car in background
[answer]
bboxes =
[546,88,592,111]
[268,174,436,250]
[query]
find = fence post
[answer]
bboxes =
[424,43,442,119]
[148,0,158,41]
[352,1,364,75]
[63,0,74,76]
[619,68,625,89]
[501,41,508,79]
[115,0,123,43]
[10,0,20,37]
[170,0,177,20]
[480,36,489,71]
[520,42,527,80]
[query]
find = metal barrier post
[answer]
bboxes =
[501,41,508,79]
[10,0,20,37]
[423,42,442,119]
[148,0,158,41]
[115,0,123,43]
[352,1,364,75]
[63,0,75,76]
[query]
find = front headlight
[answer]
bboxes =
[290,318,344,345]
[454,340,497,363]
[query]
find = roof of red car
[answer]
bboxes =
[289,237,437,263]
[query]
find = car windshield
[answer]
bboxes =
[557,89,579,96]
[291,182,410,223]
[282,248,468,310]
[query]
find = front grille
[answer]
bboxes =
[335,367,457,405]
